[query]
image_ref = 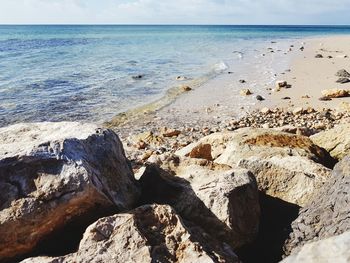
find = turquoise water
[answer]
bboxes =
[1,25,350,126]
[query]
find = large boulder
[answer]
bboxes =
[284,156,350,255]
[139,155,260,249]
[311,124,350,160]
[0,122,140,261]
[21,205,240,263]
[176,128,334,206]
[281,231,350,263]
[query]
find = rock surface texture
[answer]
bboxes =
[21,205,240,263]
[0,122,140,261]
[281,231,350,263]
[176,128,334,206]
[311,124,350,160]
[284,156,350,255]
[140,155,260,249]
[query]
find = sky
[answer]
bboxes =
[0,0,349,25]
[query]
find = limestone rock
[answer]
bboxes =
[284,157,350,255]
[176,128,334,206]
[139,156,260,249]
[21,205,240,263]
[321,88,349,98]
[311,124,350,160]
[0,122,140,261]
[282,231,350,263]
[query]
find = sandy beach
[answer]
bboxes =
[268,35,350,110]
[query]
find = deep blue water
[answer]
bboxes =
[1,25,350,126]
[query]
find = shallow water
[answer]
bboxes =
[1,25,350,127]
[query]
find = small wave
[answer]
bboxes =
[213,61,229,72]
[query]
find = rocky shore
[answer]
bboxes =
[0,110,349,262]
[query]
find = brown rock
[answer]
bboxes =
[188,143,213,161]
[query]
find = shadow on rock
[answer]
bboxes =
[237,192,300,263]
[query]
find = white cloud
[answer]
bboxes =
[0,0,349,24]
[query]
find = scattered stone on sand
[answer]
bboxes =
[336,77,350,84]
[321,88,349,98]
[336,69,350,78]
[239,79,246,83]
[176,75,188,81]
[0,122,140,261]
[276,80,288,88]
[319,96,332,101]
[282,97,291,100]
[315,54,323,58]
[284,156,350,255]
[131,74,144,79]
[160,127,181,138]
[260,107,271,114]
[181,85,192,92]
[22,204,240,263]
[282,231,350,263]
[327,55,333,59]
[301,95,310,99]
[300,46,304,51]
[256,95,265,101]
[292,107,304,115]
[240,89,253,96]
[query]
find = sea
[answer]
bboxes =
[1,25,350,127]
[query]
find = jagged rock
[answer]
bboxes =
[336,69,350,78]
[311,124,350,160]
[139,156,260,249]
[0,122,140,261]
[21,205,240,263]
[281,231,350,263]
[176,128,334,206]
[284,157,350,255]
[321,88,349,98]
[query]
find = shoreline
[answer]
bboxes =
[107,37,300,134]
[107,34,350,139]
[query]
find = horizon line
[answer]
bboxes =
[1,23,350,27]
